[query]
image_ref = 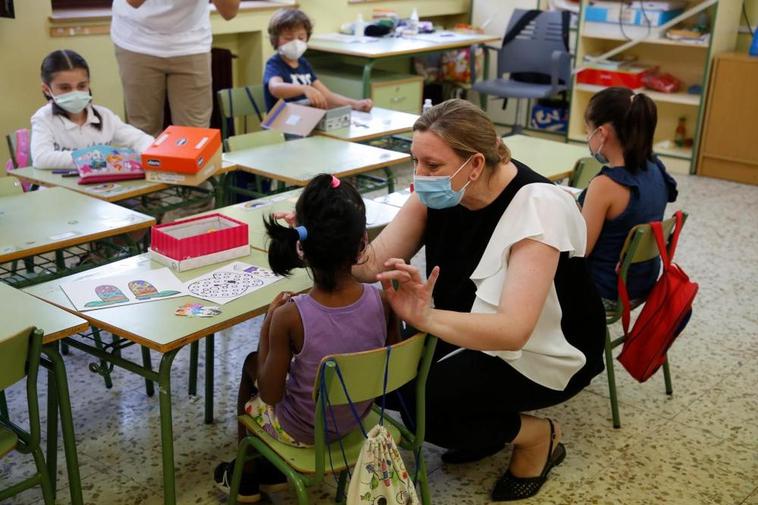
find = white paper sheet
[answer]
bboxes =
[60,268,186,312]
[185,261,282,305]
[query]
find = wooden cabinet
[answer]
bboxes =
[697,52,758,185]
[317,67,424,114]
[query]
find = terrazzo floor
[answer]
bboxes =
[2,164,757,505]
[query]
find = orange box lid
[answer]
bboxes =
[142,126,221,174]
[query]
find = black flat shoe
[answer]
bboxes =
[441,443,505,464]
[491,419,566,501]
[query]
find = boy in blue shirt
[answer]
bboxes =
[263,8,373,112]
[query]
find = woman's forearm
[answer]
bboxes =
[423,309,531,352]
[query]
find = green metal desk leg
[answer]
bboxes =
[43,342,84,505]
[189,341,199,396]
[479,44,491,111]
[141,346,155,397]
[45,360,59,499]
[383,167,395,193]
[158,349,180,505]
[55,250,65,270]
[361,60,375,99]
[0,390,7,421]
[205,334,214,424]
[91,327,113,389]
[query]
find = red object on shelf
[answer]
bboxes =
[150,213,248,261]
[577,66,654,90]
[642,72,682,93]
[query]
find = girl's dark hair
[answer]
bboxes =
[40,49,101,129]
[585,86,657,173]
[267,8,313,48]
[264,174,366,292]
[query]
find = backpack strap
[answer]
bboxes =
[501,9,543,48]
[244,86,263,122]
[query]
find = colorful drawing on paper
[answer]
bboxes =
[175,303,222,318]
[61,268,186,312]
[185,261,281,305]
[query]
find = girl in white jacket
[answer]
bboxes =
[31,49,154,169]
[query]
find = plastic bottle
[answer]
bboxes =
[354,13,365,37]
[674,117,687,148]
[408,8,419,35]
[750,29,758,57]
[422,98,433,113]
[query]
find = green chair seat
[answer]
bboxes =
[0,427,17,459]
[238,409,401,474]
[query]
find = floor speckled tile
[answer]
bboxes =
[10,169,757,505]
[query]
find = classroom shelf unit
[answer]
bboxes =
[567,0,742,172]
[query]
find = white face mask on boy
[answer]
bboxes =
[278,39,308,61]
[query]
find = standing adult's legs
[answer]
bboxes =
[114,45,167,136]
[166,51,212,128]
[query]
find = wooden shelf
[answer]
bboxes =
[574,83,701,106]
[582,22,709,48]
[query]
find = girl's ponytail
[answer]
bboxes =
[264,215,304,277]
[621,93,657,172]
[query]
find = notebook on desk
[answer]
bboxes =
[71,145,145,185]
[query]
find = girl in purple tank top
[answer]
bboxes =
[213,174,400,502]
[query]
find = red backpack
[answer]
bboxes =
[616,211,699,382]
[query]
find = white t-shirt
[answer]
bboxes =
[30,103,154,169]
[110,0,211,58]
[469,183,589,391]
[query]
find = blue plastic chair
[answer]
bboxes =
[473,9,571,134]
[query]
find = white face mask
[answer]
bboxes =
[49,90,91,114]
[278,39,308,61]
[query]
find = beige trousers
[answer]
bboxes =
[114,45,212,136]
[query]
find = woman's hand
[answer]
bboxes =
[377,259,439,331]
[271,210,296,227]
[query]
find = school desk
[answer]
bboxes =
[222,136,409,189]
[200,188,402,251]
[0,187,154,287]
[0,282,88,505]
[308,32,501,98]
[314,107,419,143]
[505,134,590,182]
[24,249,312,505]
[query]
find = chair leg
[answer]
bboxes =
[292,475,310,505]
[0,390,8,421]
[229,437,256,505]
[91,327,113,389]
[662,356,673,395]
[32,445,55,505]
[604,327,621,429]
[417,452,432,505]
[335,471,348,503]
[141,346,155,397]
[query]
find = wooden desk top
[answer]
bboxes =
[504,134,589,182]
[315,107,419,142]
[24,249,312,353]
[10,167,169,203]
[0,282,88,344]
[0,187,155,263]
[222,136,409,186]
[308,32,500,58]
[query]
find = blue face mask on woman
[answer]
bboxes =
[413,156,473,209]
[586,127,609,165]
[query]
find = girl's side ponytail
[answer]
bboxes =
[264,215,304,277]
[621,93,657,172]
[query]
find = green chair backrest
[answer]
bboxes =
[568,156,603,189]
[0,327,35,391]
[314,332,428,405]
[0,177,22,197]
[617,212,687,286]
[216,85,266,140]
[225,130,285,152]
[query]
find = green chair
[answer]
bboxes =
[0,327,54,504]
[217,85,267,142]
[603,213,687,428]
[568,156,603,190]
[224,130,286,200]
[229,333,437,505]
[0,176,23,196]
[225,129,284,153]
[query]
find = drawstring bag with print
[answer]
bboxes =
[320,346,420,505]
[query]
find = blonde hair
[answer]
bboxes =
[413,99,510,169]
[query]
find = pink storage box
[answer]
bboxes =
[149,214,250,271]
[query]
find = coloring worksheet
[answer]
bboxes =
[185,261,281,305]
[60,268,186,312]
